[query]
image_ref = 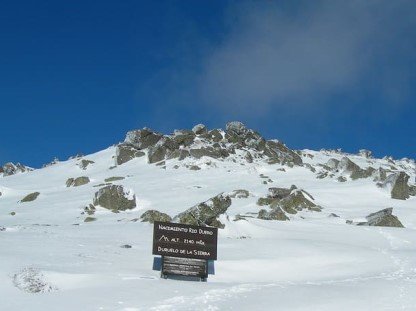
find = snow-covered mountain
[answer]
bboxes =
[1,122,415,310]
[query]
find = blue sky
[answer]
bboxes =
[1,0,415,167]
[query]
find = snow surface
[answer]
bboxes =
[1,147,416,310]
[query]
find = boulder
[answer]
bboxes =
[66,176,90,187]
[147,137,179,164]
[192,124,207,135]
[226,121,247,135]
[166,149,190,161]
[104,176,125,182]
[338,157,361,174]
[383,172,410,200]
[173,193,231,228]
[140,210,172,223]
[357,208,404,228]
[93,185,136,212]
[350,167,376,180]
[274,189,321,214]
[116,144,145,165]
[78,159,94,170]
[124,127,163,149]
[258,207,288,221]
[268,185,297,200]
[20,192,40,203]
[173,130,196,147]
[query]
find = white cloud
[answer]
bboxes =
[196,0,416,114]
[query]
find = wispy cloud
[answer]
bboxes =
[195,0,416,114]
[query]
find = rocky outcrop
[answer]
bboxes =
[20,192,40,203]
[116,144,145,165]
[2,162,32,177]
[258,185,321,215]
[77,159,95,170]
[173,193,231,228]
[352,208,404,228]
[66,176,90,187]
[104,176,125,182]
[258,207,288,221]
[125,128,163,149]
[115,121,302,167]
[382,172,410,200]
[93,185,136,212]
[140,210,172,223]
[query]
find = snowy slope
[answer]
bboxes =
[1,134,416,310]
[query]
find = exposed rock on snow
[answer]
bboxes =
[140,210,172,223]
[115,121,302,167]
[20,192,40,203]
[66,176,90,187]
[2,162,32,177]
[93,185,136,212]
[13,267,56,293]
[192,123,207,135]
[116,144,145,165]
[77,159,95,170]
[173,193,231,228]
[256,185,321,219]
[349,208,404,228]
[104,176,125,182]
[381,172,410,200]
[125,127,163,149]
[258,207,288,221]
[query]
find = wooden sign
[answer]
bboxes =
[152,221,218,260]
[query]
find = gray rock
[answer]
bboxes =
[409,185,416,196]
[104,176,125,182]
[84,217,97,222]
[2,162,31,176]
[200,129,223,142]
[383,172,410,200]
[188,165,201,171]
[147,137,179,164]
[166,149,190,161]
[192,124,207,135]
[358,208,404,228]
[277,189,321,214]
[78,159,95,170]
[337,176,347,182]
[258,207,288,221]
[140,210,172,223]
[338,157,361,173]
[173,130,196,147]
[226,121,247,135]
[244,152,254,163]
[268,185,297,200]
[66,176,90,187]
[173,193,231,228]
[125,127,163,149]
[93,185,136,212]
[116,144,145,165]
[190,147,224,159]
[263,140,303,166]
[350,167,376,180]
[326,158,340,170]
[20,192,40,203]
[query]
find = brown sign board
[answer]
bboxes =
[152,221,218,260]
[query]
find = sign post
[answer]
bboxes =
[152,221,218,281]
